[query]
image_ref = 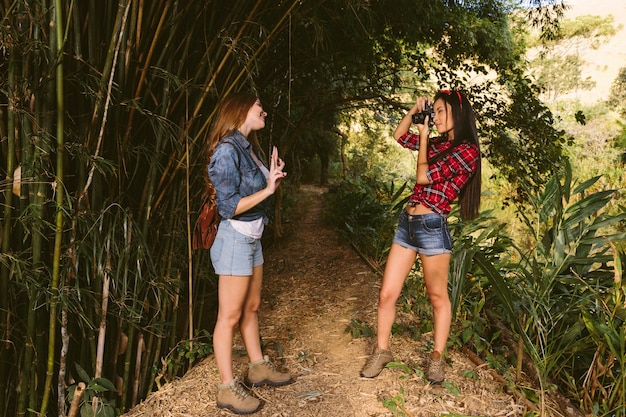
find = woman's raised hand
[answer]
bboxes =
[411,96,431,138]
[267,146,287,193]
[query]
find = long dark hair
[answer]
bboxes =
[431,89,481,220]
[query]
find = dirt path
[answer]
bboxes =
[124,185,525,417]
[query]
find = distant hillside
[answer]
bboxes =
[558,0,626,103]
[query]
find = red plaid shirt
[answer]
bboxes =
[397,132,479,216]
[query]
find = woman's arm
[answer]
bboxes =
[402,96,432,185]
[233,146,286,216]
[393,97,426,140]
[415,131,430,185]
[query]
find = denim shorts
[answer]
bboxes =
[210,219,264,276]
[392,209,452,255]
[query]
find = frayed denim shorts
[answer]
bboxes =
[392,209,452,255]
[210,219,264,276]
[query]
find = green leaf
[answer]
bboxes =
[562,190,615,229]
[80,404,94,417]
[571,175,601,195]
[473,253,518,327]
[75,363,91,384]
[93,377,116,392]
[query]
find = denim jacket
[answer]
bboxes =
[208,130,270,223]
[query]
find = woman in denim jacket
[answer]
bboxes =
[206,92,291,414]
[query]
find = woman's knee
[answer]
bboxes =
[243,298,261,316]
[379,288,399,308]
[244,305,260,318]
[429,295,451,313]
[427,289,450,308]
[217,309,243,328]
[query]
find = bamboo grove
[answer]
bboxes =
[0,0,579,416]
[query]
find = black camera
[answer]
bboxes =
[411,103,434,128]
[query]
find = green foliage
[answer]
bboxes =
[158,330,213,386]
[526,14,619,102]
[473,74,571,202]
[527,14,619,50]
[68,364,117,417]
[0,0,596,415]
[382,386,410,417]
[609,66,626,117]
[323,177,408,265]
[472,161,625,414]
[386,361,413,377]
[580,245,626,416]
[531,54,596,100]
[462,369,479,381]
[296,350,315,368]
[344,319,375,339]
[442,381,461,397]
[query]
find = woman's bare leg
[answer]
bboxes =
[213,274,252,384]
[376,243,418,349]
[240,264,264,364]
[420,253,451,355]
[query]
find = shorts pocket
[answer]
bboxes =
[233,230,256,244]
[422,215,444,233]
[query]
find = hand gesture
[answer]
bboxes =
[267,146,287,193]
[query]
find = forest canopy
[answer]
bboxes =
[0,1,582,416]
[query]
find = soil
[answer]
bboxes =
[123,185,538,417]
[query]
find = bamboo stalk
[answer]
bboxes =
[516,333,523,382]
[132,333,145,407]
[80,0,131,206]
[67,382,86,417]
[153,0,303,213]
[0,15,18,413]
[95,244,111,379]
[58,309,70,417]
[120,0,170,150]
[40,0,67,413]
[85,0,131,151]
[120,320,136,412]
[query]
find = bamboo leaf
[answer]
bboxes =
[473,253,519,327]
[562,189,615,229]
[75,362,91,383]
[563,157,572,202]
[580,233,626,246]
[571,175,601,195]
[538,176,559,223]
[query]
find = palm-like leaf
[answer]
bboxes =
[471,161,624,414]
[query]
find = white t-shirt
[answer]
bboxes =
[229,158,269,239]
[230,217,264,239]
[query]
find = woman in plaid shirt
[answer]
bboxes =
[361,90,481,384]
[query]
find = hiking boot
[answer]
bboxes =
[360,346,394,378]
[246,355,293,387]
[216,377,261,415]
[427,351,445,384]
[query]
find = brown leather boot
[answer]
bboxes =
[427,351,445,384]
[246,355,293,387]
[360,346,394,378]
[216,377,261,415]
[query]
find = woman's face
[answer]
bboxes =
[243,99,267,132]
[433,98,454,137]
